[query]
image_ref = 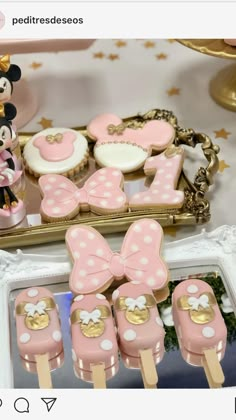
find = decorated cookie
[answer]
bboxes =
[66,218,169,296]
[39,167,128,222]
[0,102,25,228]
[0,54,21,103]
[71,293,119,386]
[23,128,89,178]
[87,113,175,173]
[129,145,185,210]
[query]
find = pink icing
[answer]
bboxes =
[15,287,63,362]
[33,131,76,162]
[71,294,119,376]
[113,282,165,365]
[39,167,127,219]
[172,279,227,364]
[0,150,22,187]
[87,113,175,150]
[66,218,169,295]
[129,148,185,208]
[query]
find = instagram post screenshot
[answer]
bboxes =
[0,2,236,419]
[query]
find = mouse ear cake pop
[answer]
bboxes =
[87,113,175,173]
[0,102,26,227]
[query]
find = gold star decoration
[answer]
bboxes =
[93,52,105,59]
[218,160,230,173]
[167,87,180,96]
[107,54,119,61]
[163,226,179,237]
[115,40,127,48]
[167,39,175,43]
[38,117,53,129]
[144,41,156,48]
[214,128,231,139]
[156,53,167,60]
[30,62,42,70]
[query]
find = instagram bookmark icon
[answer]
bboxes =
[0,12,5,30]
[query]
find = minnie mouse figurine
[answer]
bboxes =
[0,54,21,103]
[0,102,25,227]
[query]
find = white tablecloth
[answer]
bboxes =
[6,39,236,254]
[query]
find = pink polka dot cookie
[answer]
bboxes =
[39,167,128,222]
[129,145,185,210]
[87,113,175,173]
[23,127,89,178]
[66,218,169,296]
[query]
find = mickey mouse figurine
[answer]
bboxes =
[0,102,25,227]
[0,54,21,103]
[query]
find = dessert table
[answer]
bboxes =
[5,38,235,253]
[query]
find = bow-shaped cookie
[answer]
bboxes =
[66,218,168,295]
[71,305,111,338]
[39,168,127,222]
[0,55,10,73]
[177,292,217,324]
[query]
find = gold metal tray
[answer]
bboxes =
[0,108,220,249]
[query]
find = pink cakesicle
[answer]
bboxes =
[15,287,64,389]
[172,279,227,388]
[112,282,165,388]
[70,293,119,388]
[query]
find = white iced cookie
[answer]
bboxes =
[23,128,89,178]
[87,113,175,174]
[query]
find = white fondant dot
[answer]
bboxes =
[100,339,113,351]
[177,190,183,196]
[143,196,151,202]
[72,349,77,362]
[96,293,106,300]
[96,249,104,257]
[52,330,62,342]
[112,289,120,301]
[88,232,95,240]
[116,196,124,203]
[166,174,172,179]
[134,224,142,232]
[73,251,80,259]
[156,317,163,327]
[112,170,120,176]
[202,327,215,338]
[52,207,61,214]
[160,155,166,161]
[100,200,108,207]
[74,295,84,301]
[161,194,170,200]
[187,284,199,294]
[133,194,140,199]
[172,197,181,203]
[20,333,31,343]
[123,329,137,341]
[150,222,158,230]
[165,162,172,167]
[147,277,156,286]
[152,189,159,194]
[79,242,87,248]
[136,271,143,277]
[54,190,62,196]
[92,278,100,285]
[59,183,67,188]
[131,244,139,252]
[99,175,106,181]
[164,185,171,190]
[90,189,96,195]
[158,169,165,174]
[103,263,109,270]
[76,282,84,290]
[49,177,56,183]
[89,181,97,187]
[79,270,87,277]
[105,182,112,187]
[131,280,141,284]
[27,288,39,298]
[156,269,165,277]
[44,184,52,191]
[70,229,78,238]
[87,259,95,266]
[153,181,160,186]
[140,257,148,265]
[104,192,111,197]
[46,199,54,205]
[144,235,152,244]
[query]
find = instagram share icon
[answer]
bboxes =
[0,11,5,30]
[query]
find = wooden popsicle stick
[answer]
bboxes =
[139,349,158,389]
[202,349,225,388]
[35,354,52,389]
[91,363,106,389]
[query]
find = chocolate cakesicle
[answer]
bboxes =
[70,293,119,388]
[15,287,64,388]
[112,282,165,388]
[172,279,227,388]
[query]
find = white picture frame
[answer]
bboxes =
[1,224,236,388]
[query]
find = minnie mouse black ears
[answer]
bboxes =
[0,102,17,121]
[6,64,21,82]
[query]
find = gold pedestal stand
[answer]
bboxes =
[178,39,236,112]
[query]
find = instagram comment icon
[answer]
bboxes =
[0,12,5,30]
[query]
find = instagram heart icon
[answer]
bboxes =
[0,12,5,30]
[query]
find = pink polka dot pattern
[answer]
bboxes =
[129,147,185,210]
[66,218,169,295]
[39,167,127,221]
